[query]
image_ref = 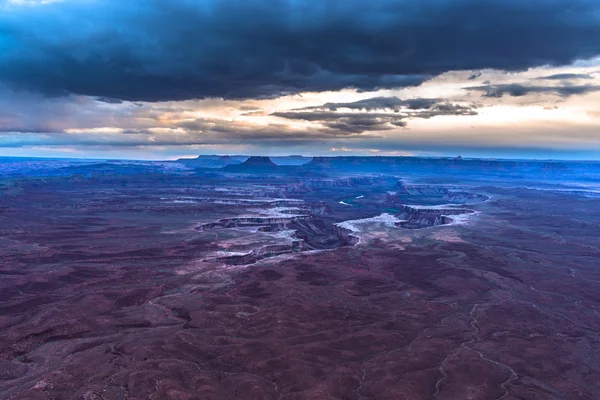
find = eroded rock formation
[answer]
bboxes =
[395,205,475,229]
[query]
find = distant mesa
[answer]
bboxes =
[223,156,280,172]
[176,154,246,168]
[270,155,313,166]
[179,154,581,178]
[243,156,278,167]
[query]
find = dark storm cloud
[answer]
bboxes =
[537,73,595,80]
[1,0,600,101]
[465,83,600,98]
[272,97,478,133]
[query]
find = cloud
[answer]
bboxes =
[0,123,370,148]
[464,83,600,98]
[273,96,478,133]
[273,112,409,134]
[95,97,124,104]
[302,97,442,112]
[0,92,476,142]
[0,95,479,146]
[1,0,600,101]
[0,87,162,134]
[0,89,376,148]
[536,73,595,80]
[174,117,365,140]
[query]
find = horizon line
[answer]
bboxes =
[2,154,600,163]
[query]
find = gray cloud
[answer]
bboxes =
[536,73,594,80]
[0,127,367,148]
[464,83,600,98]
[303,97,442,112]
[95,97,125,104]
[272,112,409,134]
[272,97,478,134]
[1,0,600,101]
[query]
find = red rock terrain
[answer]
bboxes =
[0,168,599,399]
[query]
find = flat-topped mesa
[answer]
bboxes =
[223,156,280,172]
[270,155,312,166]
[242,156,278,167]
[302,156,592,180]
[176,154,246,168]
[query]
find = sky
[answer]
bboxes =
[1,0,600,160]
